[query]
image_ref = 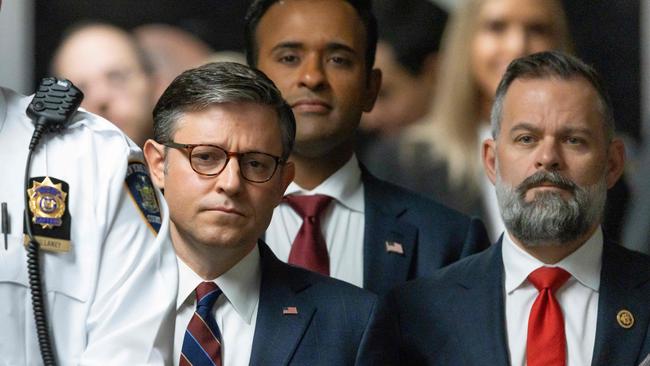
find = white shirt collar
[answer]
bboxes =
[503,227,603,294]
[284,154,364,212]
[176,244,261,324]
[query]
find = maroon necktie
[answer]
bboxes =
[284,194,332,275]
[526,267,571,366]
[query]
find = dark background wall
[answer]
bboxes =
[34,0,251,86]
[33,0,642,143]
[562,0,641,146]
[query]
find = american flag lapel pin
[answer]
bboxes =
[283,306,299,315]
[385,241,404,255]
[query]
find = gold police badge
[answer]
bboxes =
[27,176,67,229]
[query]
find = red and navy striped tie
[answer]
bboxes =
[180,281,223,366]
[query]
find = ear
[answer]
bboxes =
[279,161,295,194]
[272,161,294,206]
[143,139,166,189]
[362,68,382,112]
[605,138,626,189]
[482,138,498,185]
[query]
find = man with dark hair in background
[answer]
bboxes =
[357,0,449,193]
[51,22,156,147]
[244,0,490,297]
[360,0,447,137]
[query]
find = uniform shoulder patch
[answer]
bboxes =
[125,162,162,233]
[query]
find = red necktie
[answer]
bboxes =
[284,194,332,275]
[526,267,571,366]
[180,282,223,366]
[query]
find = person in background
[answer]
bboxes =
[356,0,448,180]
[144,61,377,366]
[358,51,650,366]
[133,23,214,100]
[244,0,490,297]
[0,3,176,364]
[203,50,247,66]
[399,0,572,240]
[51,22,156,147]
[359,0,447,137]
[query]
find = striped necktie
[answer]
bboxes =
[180,281,223,366]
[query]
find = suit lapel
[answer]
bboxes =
[453,241,510,365]
[250,243,316,366]
[362,170,417,295]
[591,242,650,365]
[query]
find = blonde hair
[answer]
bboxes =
[404,0,572,192]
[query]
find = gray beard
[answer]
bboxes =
[495,170,607,247]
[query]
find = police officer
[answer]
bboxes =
[0,4,177,364]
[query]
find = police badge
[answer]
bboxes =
[24,176,72,252]
[27,176,67,229]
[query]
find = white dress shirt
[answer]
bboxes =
[266,155,365,287]
[0,87,177,365]
[503,228,602,366]
[174,245,261,366]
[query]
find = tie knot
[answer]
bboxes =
[195,281,222,309]
[528,267,571,292]
[284,194,332,219]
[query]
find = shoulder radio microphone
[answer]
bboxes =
[26,77,84,150]
[24,77,84,366]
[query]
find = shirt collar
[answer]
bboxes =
[284,154,364,212]
[177,244,261,324]
[503,227,603,294]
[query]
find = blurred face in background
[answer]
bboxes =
[53,24,155,147]
[133,24,214,101]
[361,41,437,136]
[471,0,563,102]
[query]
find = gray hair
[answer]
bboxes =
[490,51,615,142]
[153,61,296,160]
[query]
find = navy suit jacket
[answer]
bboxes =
[358,238,650,365]
[361,169,490,296]
[250,242,377,365]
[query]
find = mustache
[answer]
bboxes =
[516,170,577,196]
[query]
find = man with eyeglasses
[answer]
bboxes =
[144,61,377,366]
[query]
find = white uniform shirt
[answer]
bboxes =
[174,246,261,366]
[503,228,601,366]
[0,87,177,365]
[266,155,365,287]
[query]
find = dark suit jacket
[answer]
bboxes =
[358,238,650,365]
[250,242,377,365]
[361,169,490,296]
